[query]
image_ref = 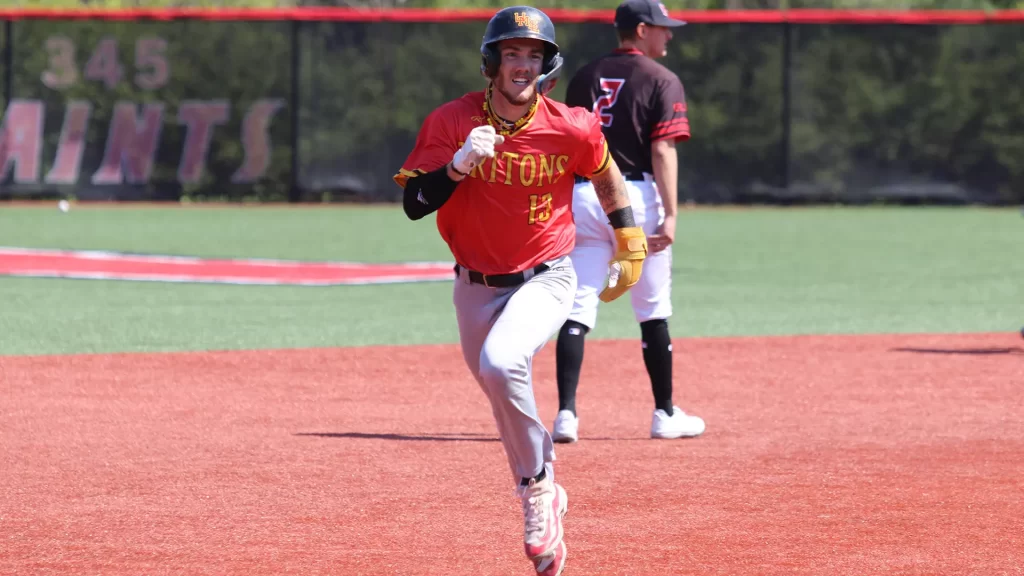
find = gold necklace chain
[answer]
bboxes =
[483,84,538,137]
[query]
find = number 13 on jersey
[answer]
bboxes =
[528,193,552,224]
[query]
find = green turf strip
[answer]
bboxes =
[0,205,1019,355]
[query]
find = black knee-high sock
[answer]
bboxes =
[555,320,589,415]
[641,319,673,415]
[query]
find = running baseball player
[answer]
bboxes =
[551,0,705,443]
[393,6,647,574]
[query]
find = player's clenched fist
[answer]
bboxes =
[598,226,648,303]
[452,125,505,174]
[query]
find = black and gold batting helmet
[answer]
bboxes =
[480,6,563,94]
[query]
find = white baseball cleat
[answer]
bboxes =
[551,410,579,444]
[650,406,706,439]
[518,476,568,560]
[532,539,567,575]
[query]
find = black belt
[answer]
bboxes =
[454,263,550,288]
[574,170,648,184]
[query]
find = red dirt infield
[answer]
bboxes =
[2,333,1022,575]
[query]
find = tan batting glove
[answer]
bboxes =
[452,125,505,175]
[599,226,648,303]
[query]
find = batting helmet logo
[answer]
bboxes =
[479,5,563,94]
[513,11,542,33]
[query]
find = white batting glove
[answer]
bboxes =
[452,125,505,174]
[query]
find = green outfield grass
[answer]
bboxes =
[0,204,1020,356]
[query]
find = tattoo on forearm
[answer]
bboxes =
[593,173,630,214]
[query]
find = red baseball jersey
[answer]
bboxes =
[394,89,611,276]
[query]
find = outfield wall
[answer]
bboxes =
[1,8,1022,205]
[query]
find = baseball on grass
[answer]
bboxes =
[58,200,70,213]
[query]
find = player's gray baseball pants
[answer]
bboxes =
[453,255,576,487]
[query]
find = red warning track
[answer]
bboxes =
[0,247,455,286]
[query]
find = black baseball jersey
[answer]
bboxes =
[565,48,690,177]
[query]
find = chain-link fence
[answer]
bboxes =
[6,1,1024,10]
[2,12,1022,204]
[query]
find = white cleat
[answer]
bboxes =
[551,410,579,444]
[651,406,706,439]
[519,477,568,560]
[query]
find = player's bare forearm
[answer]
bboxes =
[590,160,632,216]
[651,139,678,217]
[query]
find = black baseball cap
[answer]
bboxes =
[615,0,687,30]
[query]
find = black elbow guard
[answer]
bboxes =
[403,164,461,220]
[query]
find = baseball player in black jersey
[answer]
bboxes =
[552,0,705,442]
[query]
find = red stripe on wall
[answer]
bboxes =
[0,8,1023,25]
